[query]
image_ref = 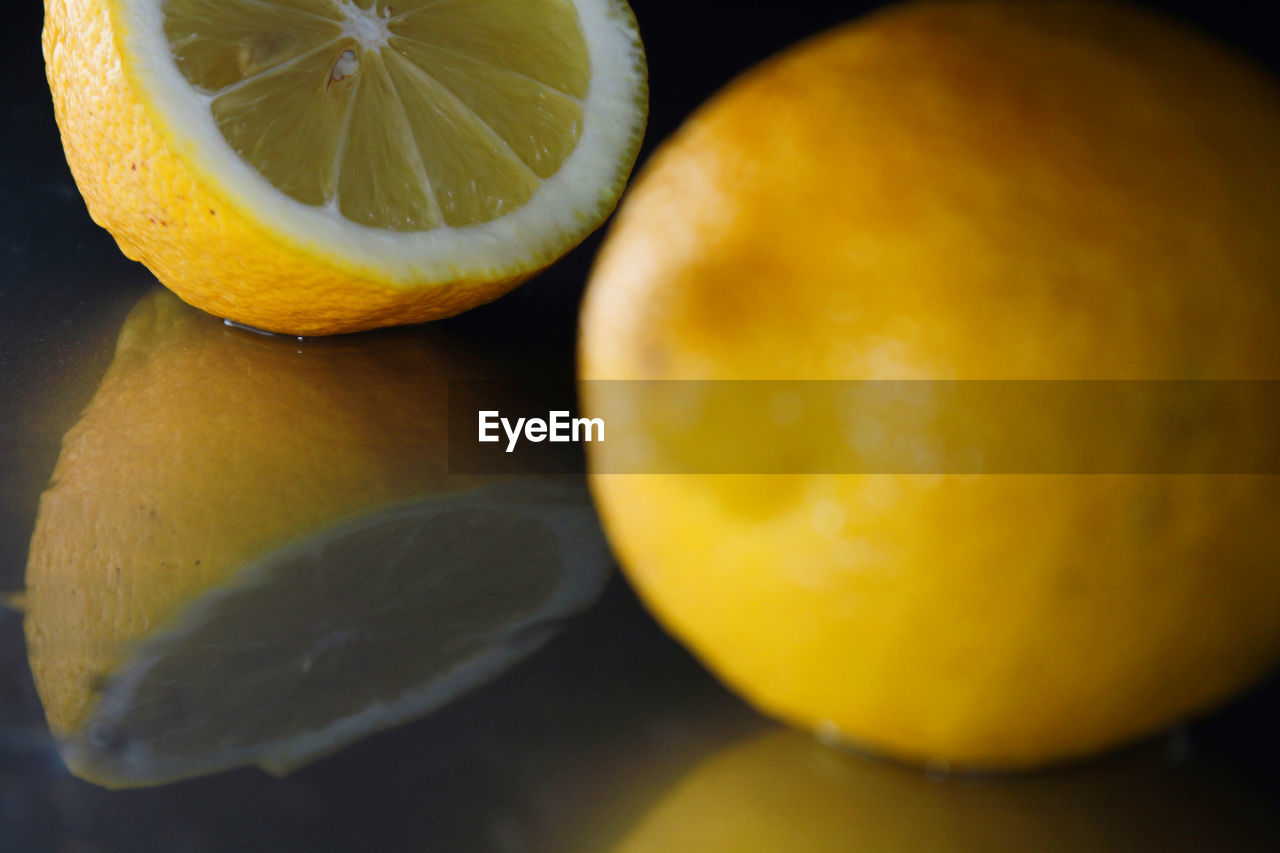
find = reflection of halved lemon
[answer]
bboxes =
[44,0,647,334]
[24,289,610,787]
[608,729,1280,852]
[56,486,608,788]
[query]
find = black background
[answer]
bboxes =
[2,1,1280,849]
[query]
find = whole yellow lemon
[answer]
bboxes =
[581,0,1280,768]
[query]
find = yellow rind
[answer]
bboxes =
[582,0,1280,770]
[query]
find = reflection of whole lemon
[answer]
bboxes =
[608,729,1280,852]
[582,1,1280,767]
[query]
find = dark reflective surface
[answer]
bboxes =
[4,1,1280,850]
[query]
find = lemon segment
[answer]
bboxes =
[389,0,590,97]
[208,39,361,208]
[388,38,586,179]
[334,50,444,229]
[379,49,540,227]
[165,1,344,93]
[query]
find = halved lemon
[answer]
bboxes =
[44,0,647,334]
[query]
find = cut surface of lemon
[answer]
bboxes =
[49,484,611,788]
[45,0,647,333]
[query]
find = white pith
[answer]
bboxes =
[341,2,391,51]
[113,0,646,284]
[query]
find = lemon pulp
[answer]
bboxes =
[164,0,589,230]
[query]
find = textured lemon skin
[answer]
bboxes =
[24,290,493,736]
[582,1,1280,768]
[44,0,580,335]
